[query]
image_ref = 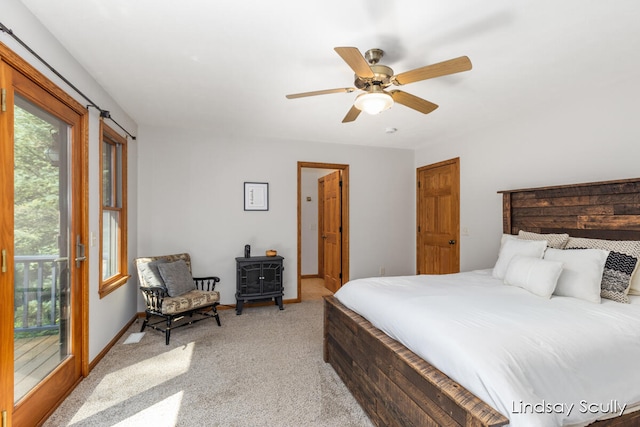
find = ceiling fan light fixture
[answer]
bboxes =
[354,91,394,115]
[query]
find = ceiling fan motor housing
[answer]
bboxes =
[354,64,393,89]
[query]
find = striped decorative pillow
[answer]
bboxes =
[565,237,640,302]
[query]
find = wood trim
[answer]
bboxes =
[497,177,640,194]
[1,41,90,425]
[341,167,350,283]
[89,314,138,371]
[0,57,15,427]
[297,162,350,302]
[0,42,85,115]
[500,177,640,240]
[98,121,129,299]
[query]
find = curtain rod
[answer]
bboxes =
[0,21,137,140]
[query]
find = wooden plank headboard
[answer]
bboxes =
[498,177,640,241]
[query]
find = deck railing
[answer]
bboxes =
[14,255,60,333]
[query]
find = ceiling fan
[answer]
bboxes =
[286,47,472,123]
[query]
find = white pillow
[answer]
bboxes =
[504,255,564,298]
[493,238,548,279]
[565,237,640,296]
[544,248,609,303]
[501,233,517,244]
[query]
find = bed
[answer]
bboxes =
[323,177,640,427]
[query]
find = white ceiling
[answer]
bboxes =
[18,0,640,150]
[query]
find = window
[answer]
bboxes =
[99,122,129,297]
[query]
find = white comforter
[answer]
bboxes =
[334,270,640,427]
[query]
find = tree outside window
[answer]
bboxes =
[99,122,129,297]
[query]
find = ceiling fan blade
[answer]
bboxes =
[390,90,438,114]
[286,87,356,99]
[342,105,361,123]
[393,56,472,85]
[334,47,375,79]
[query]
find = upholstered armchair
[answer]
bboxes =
[136,253,221,344]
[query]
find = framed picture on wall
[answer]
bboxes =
[244,182,269,211]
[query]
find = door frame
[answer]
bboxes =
[0,41,89,426]
[297,162,349,301]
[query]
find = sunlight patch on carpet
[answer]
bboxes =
[113,392,183,427]
[68,343,195,425]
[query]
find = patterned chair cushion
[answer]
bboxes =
[162,290,221,315]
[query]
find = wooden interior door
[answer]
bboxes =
[323,171,342,292]
[317,177,325,278]
[416,158,460,275]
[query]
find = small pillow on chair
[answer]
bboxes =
[157,260,196,297]
[138,260,167,289]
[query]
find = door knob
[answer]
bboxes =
[449,240,456,245]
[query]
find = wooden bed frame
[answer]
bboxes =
[323,177,640,427]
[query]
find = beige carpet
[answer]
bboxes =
[43,298,373,427]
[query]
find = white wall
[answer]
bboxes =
[301,169,321,276]
[415,74,640,272]
[8,0,415,360]
[6,0,139,362]
[137,127,416,307]
[16,0,638,365]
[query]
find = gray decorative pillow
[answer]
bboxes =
[157,260,196,297]
[138,260,167,289]
[518,230,570,249]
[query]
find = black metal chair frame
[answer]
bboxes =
[140,276,221,345]
[136,253,222,345]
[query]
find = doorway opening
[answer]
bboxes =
[297,162,350,302]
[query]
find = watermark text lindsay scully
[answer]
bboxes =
[512,400,627,417]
